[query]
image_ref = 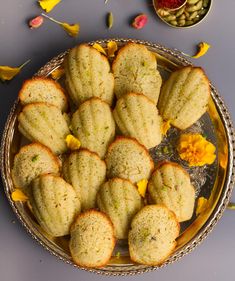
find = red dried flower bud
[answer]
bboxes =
[132,14,148,29]
[29,16,44,29]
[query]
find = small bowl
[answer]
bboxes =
[153,0,213,28]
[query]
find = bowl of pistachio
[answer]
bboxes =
[153,0,213,28]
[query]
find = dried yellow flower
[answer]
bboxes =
[177,134,216,167]
[41,13,80,37]
[107,41,118,57]
[92,43,107,56]
[61,23,80,37]
[196,197,208,216]
[38,0,61,13]
[0,59,30,82]
[137,179,148,198]
[65,134,81,150]
[51,67,65,80]
[161,120,171,136]
[11,189,28,202]
[192,42,211,58]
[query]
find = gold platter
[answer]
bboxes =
[1,38,235,276]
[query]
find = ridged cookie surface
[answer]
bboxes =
[63,149,106,211]
[29,174,81,237]
[128,205,180,266]
[71,97,115,158]
[12,143,60,192]
[65,44,114,106]
[148,162,195,222]
[70,210,115,268]
[158,66,210,130]
[113,93,162,149]
[112,43,162,104]
[19,77,68,112]
[105,137,154,184]
[18,102,70,155]
[97,178,143,239]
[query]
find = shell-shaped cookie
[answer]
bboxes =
[158,66,210,130]
[18,102,70,155]
[29,174,81,237]
[97,178,143,239]
[113,93,162,149]
[128,205,180,266]
[105,137,154,184]
[71,97,115,158]
[63,149,106,211]
[148,162,195,222]
[12,143,60,192]
[112,43,162,104]
[70,210,115,268]
[19,77,68,112]
[65,44,114,106]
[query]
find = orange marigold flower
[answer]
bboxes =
[177,133,216,167]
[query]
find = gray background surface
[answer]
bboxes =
[0,1,235,280]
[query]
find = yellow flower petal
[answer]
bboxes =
[107,41,118,57]
[11,189,28,202]
[65,134,81,150]
[177,133,216,166]
[51,67,65,80]
[137,179,148,198]
[61,22,80,37]
[92,43,107,56]
[41,14,79,37]
[192,42,211,59]
[0,59,30,82]
[38,0,61,12]
[196,197,208,216]
[161,120,171,136]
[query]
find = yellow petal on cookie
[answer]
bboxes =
[61,22,80,37]
[137,179,148,198]
[0,60,30,82]
[92,43,107,56]
[161,120,171,136]
[191,42,211,58]
[107,41,118,57]
[38,0,61,12]
[66,134,81,150]
[51,67,65,80]
[11,189,28,202]
[196,197,208,216]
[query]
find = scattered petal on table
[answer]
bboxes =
[0,59,30,82]
[38,0,61,13]
[132,14,148,29]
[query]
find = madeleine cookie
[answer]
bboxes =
[71,97,115,158]
[158,66,210,130]
[112,43,162,104]
[128,205,180,266]
[29,174,81,237]
[113,92,162,149]
[70,210,115,268]
[105,137,154,184]
[12,143,60,192]
[148,162,195,222]
[18,102,70,155]
[65,44,114,106]
[63,149,106,211]
[97,178,143,239]
[19,77,68,112]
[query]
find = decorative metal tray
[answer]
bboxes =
[1,38,235,276]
